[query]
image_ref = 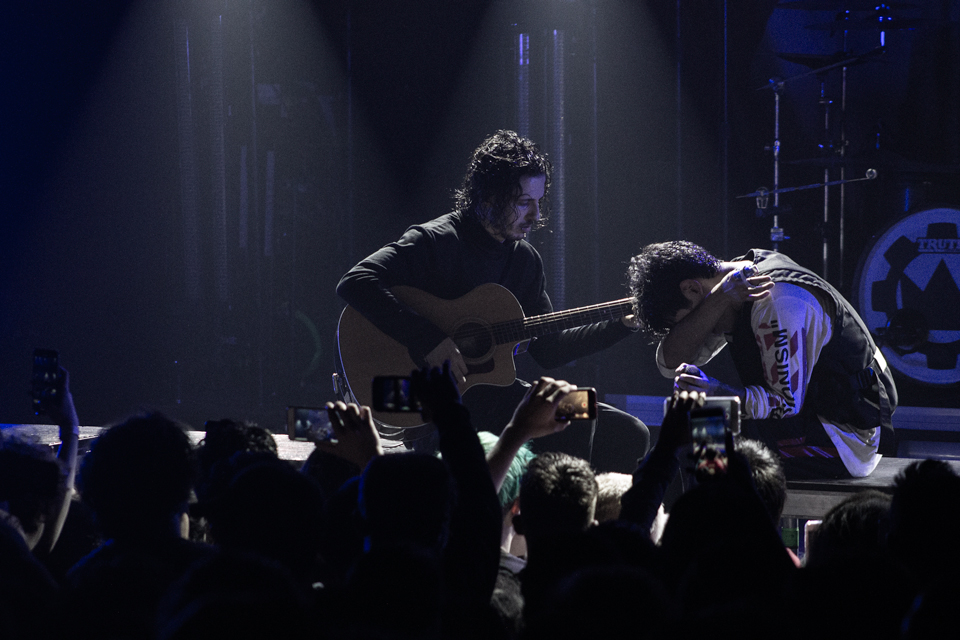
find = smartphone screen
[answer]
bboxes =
[690,407,726,445]
[372,376,421,412]
[555,388,597,421]
[690,406,728,474]
[662,396,741,436]
[32,348,60,415]
[287,406,335,442]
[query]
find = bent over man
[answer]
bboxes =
[627,241,897,479]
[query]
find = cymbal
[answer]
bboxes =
[776,51,875,69]
[806,17,930,31]
[759,46,884,89]
[777,0,918,10]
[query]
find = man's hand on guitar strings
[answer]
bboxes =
[425,337,468,384]
[317,401,383,470]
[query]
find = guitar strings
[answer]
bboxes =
[445,297,636,345]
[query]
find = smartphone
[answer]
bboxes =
[287,406,335,442]
[661,395,741,436]
[689,405,730,475]
[555,388,597,421]
[372,376,421,412]
[31,348,61,416]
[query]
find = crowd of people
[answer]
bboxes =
[1,361,957,640]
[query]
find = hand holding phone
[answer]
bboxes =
[314,401,384,469]
[502,377,585,444]
[32,349,62,416]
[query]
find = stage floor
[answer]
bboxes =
[0,423,319,462]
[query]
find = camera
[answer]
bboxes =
[287,406,335,442]
[371,376,421,412]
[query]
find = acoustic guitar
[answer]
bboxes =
[336,283,634,430]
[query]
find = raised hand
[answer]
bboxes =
[657,389,705,454]
[316,401,383,469]
[486,376,576,493]
[505,377,576,440]
[410,360,463,425]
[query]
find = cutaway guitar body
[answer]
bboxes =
[337,283,633,430]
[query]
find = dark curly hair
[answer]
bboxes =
[454,130,551,237]
[626,241,721,339]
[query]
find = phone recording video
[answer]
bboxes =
[555,387,597,421]
[372,376,421,413]
[287,406,335,442]
[690,406,730,476]
[31,348,61,416]
[662,395,741,476]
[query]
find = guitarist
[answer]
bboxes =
[337,130,649,472]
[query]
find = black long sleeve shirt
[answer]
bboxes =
[337,211,634,369]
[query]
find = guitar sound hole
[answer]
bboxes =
[454,322,493,361]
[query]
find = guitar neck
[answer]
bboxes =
[497,298,635,344]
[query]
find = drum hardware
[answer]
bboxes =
[750,188,790,244]
[776,1,918,11]
[741,170,878,253]
[755,36,884,280]
[779,0,925,45]
[739,169,878,199]
[760,46,884,91]
[805,16,927,33]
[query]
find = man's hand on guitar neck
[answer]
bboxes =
[425,337,468,384]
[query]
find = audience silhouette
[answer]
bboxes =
[5,361,959,640]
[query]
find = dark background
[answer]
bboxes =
[2,0,958,431]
